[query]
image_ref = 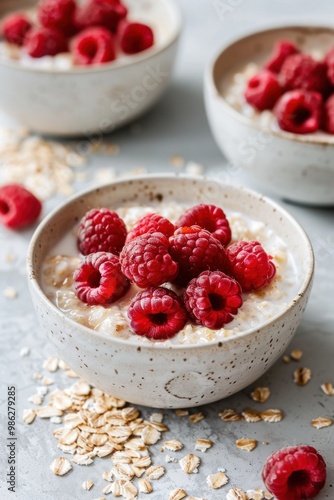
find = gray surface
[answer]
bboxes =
[1,0,334,499]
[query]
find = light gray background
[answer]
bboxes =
[0,0,334,499]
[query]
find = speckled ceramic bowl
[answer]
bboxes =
[27,174,314,408]
[204,25,334,206]
[0,0,181,136]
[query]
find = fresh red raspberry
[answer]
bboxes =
[175,204,231,246]
[324,93,334,134]
[169,226,227,287]
[274,90,322,134]
[120,22,154,55]
[74,252,129,305]
[38,0,76,36]
[72,27,116,65]
[265,40,299,73]
[184,271,243,329]
[262,445,327,500]
[325,47,334,86]
[280,53,330,95]
[126,213,175,243]
[75,0,127,34]
[0,184,42,229]
[226,240,276,292]
[77,208,127,256]
[244,70,283,111]
[2,13,32,46]
[24,27,68,57]
[120,232,178,288]
[128,287,188,340]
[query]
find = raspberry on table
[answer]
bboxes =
[72,27,115,65]
[265,40,299,73]
[244,70,283,111]
[77,208,127,256]
[274,90,322,134]
[169,225,227,287]
[0,184,42,229]
[120,232,178,288]
[324,93,334,134]
[280,53,330,96]
[38,0,76,36]
[74,252,129,305]
[75,0,127,34]
[184,270,243,329]
[126,213,175,243]
[2,13,32,46]
[262,445,327,500]
[325,47,334,86]
[127,287,188,340]
[120,22,154,54]
[226,240,276,292]
[24,27,68,57]
[175,204,231,246]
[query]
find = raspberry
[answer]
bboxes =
[24,27,68,57]
[324,93,334,134]
[38,0,76,36]
[0,184,42,229]
[120,22,154,55]
[274,90,322,134]
[127,287,188,340]
[175,204,231,246]
[169,226,227,287]
[120,232,178,288]
[74,252,129,305]
[77,208,127,256]
[244,70,283,111]
[265,40,299,73]
[280,53,330,95]
[72,27,115,65]
[126,213,175,243]
[75,0,127,34]
[226,240,276,292]
[262,445,327,500]
[184,271,243,329]
[325,47,334,86]
[2,13,32,46]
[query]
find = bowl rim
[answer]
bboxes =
[0,0,182,75]
[205,22,334,146]
[27,173,314,351]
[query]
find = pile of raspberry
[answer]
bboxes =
[1,0,154,65]
[244,40,334,134]
[73,204,276,341]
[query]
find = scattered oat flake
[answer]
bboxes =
[241,408,262,423]
[50,457,72,476]
[102,471,114,482]
[33,372,43,380]
[163,439,183,452]
[189,412,205,423]
[35,406,63,418]
[165,455,178,463]
[247,488,273,499]
[185,161,204,175]
[28,394,43,405]
[179,454,200,474]
[290,349,303,361]
[43,357,59,372]
[236,438,257,451]
[23,409,36,424]
[260,409,283,423]
[175,409,188,417]
[311,417,333,429]
[250,387,270,403]
[149,412,163,423]
[294,367,312,386]
[195,438,213,452]
[19,347,30,357]
[145,465,165,480]
[207,471,229,489]
[41,376,54,386]
[50,416,62,424]
[120,480,138,499]
[82,480,94,491]
[219,409,242,421]
[3,286,17,299]
[169,488,187,500]
[226,488,248,499]
[321,382,334,396]
[282,355,291,364]
[102,483,114,495]
[65,369,80,378]
[138,477,153,494]
[141,425,161,445]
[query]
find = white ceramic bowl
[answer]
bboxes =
[27,174,314,408]
[204,25,334,206]
[0,0,181,136]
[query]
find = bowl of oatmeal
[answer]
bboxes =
[0,0,181,136]
[27,174,314,408]
[204,25,334,206]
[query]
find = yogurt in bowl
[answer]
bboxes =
[27,175,314,408]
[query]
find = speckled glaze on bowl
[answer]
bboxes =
[204,25,334,206]
[27,175,314,408]
[0,0,181,136]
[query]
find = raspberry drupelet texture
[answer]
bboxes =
[120,22,154,54]
[325,47,334,86]
[77,208,127,256]
[38,0,76,36]
[127,287,188,339]
[265,40,299,73]
[169,225,228,287]
[175,204,231,246]
[75,0,127,34]
[0,184,42,229]
[274,90,322,134]
[226,240,276,292]
[2,13,32,46]
[120,232,178,288]
[280,53,330,96]
[126,213,175,243]
[74,251,129,305]
[24,27,68,57]
[72,27,115,65]
[184,271,243,329]
[324,94,334,134]
[262,445,327,500]
[244,70,283,111]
